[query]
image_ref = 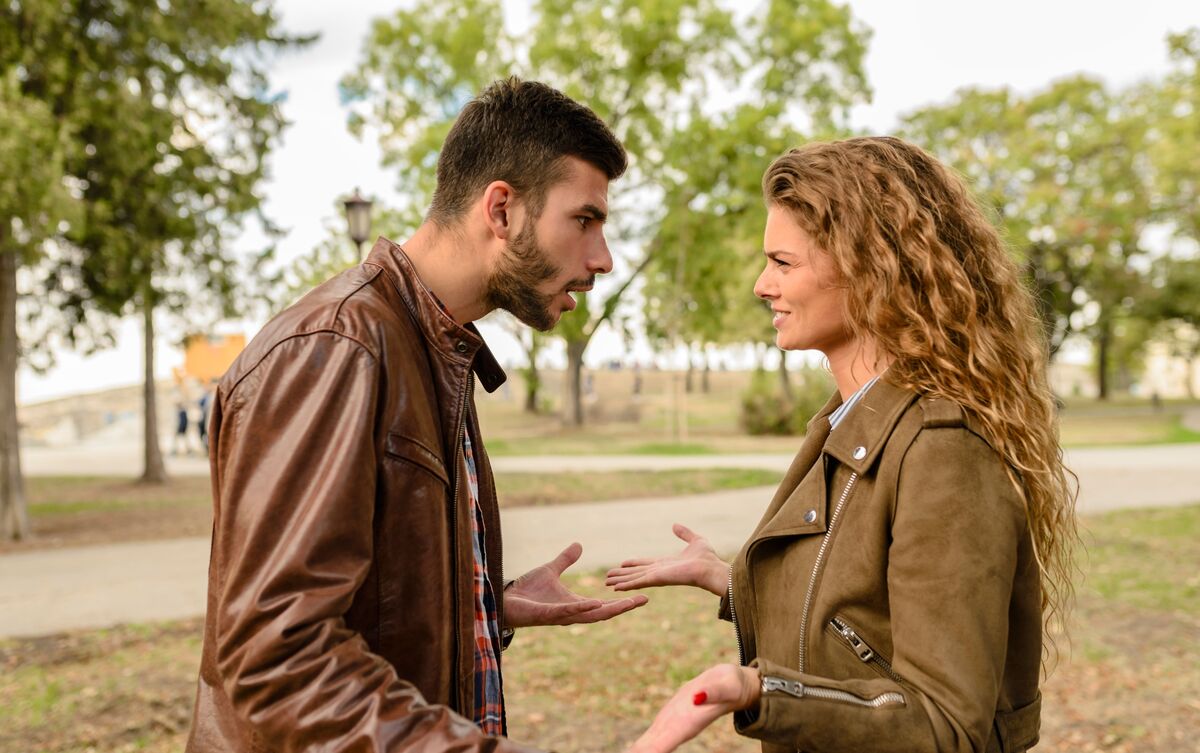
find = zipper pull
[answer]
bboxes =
[761,676,806,699]
[839,625,875,662]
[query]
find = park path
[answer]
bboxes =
[2,443,1197,638]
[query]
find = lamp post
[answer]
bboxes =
[342,187,374,260]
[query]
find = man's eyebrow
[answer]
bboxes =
[577,203,607,222]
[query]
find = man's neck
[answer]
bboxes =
[401,221,492,325]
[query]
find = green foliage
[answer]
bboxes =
[3,0,309,357]
[739,366,834,435]
[340,0,872,421]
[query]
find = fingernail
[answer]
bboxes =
[693,691,708,705]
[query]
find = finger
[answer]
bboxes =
[537,598,605,622]
[606,573,658,590]
[673,523,701,543]
[547,542,584,575]
[566,594,649,623]
[605,566,653,582]
[616,556,661,568]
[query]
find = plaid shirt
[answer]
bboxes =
[463,427,505,735]
[425,286,505,734]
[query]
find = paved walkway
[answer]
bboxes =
[3,443,1197,638]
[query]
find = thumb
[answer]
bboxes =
[548,542,584,575]
[673,523,700,544]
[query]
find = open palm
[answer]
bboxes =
[505,542,648,628]
[605,524,728,597]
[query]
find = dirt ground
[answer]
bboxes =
[2,575,1196,751]
[4,500,1196,752]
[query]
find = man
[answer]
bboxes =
[186,77,647,752]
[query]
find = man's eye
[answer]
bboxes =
[578,216,592,229]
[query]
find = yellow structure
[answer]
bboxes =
[183,333,246,383]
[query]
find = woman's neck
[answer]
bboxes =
[825,339,890,400]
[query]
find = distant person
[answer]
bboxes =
[186,78,676,752]
[170,375,193,456]
[196,382,213,452]
[608,138,1078,753]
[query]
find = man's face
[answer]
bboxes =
[485,157,613,331]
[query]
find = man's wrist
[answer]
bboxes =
[500,579,516,650]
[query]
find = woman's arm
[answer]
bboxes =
[605,523,729,597]
[626,664,760,753]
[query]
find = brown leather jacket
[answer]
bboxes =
[186,238,539,752]
[723,378,1043,753]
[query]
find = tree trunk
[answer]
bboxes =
[564,338,586,426]
[1187,350,1198,401]
[521,333,542,414]
[778,351,794,400]
[685,351,695,394]
[1096,321,1111,401]
[140,299,168,484]
[0,245,29,541]
[702,352,711,394]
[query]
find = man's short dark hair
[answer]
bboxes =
[427,77,627,225]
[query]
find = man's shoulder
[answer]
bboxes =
[221,265,417,394]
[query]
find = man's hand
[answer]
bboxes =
[504,542,648,628]
[626,664,760,753]
[605,524,728,597]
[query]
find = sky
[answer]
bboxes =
[18,0,1198,404]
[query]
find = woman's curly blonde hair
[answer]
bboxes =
[763,136,1078,655]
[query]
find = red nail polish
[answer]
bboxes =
[693,691,708,705]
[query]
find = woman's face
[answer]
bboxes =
[754,205,850,355]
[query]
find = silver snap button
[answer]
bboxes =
[804,509,817,524]
[853,446,867,460]
[455,340,469,354]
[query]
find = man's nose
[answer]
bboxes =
[589,236,614,275]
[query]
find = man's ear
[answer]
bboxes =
[482,180,518,241]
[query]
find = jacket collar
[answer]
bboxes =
[823,374,919,473]
[363,236,507,393]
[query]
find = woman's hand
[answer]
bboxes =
[626,664,761,753]
[605,524,729,597]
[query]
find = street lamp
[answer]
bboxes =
[343,187,374,260]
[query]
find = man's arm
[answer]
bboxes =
[210,332,537,752]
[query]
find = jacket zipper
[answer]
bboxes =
[761,676,904,708]
[728,565,746,665]
[448,376,472,713]
[798,471,858,673]
[829,616,904,684]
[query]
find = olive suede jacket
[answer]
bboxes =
[186,238,539,752]
[723,378,1043,753]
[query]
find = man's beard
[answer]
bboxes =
[485,221,591,331]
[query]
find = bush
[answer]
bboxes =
[739,366,835,436]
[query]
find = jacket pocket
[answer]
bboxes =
[827,615,904,684]
[385,432,449,486]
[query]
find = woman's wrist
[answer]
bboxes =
[703,559,730,597]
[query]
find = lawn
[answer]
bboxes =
[2,504,1197,752]
[475,370,1200,454]
[2,469,783,553]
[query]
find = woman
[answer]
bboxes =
[617,137,1077,753]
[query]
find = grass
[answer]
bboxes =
[7,469,783,552]
[496,468,780,507]
[476,370,1200,453]
[3,503,1198,752]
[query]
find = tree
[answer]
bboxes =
[340,0,871,425]
[902,76,1157,398]
[0,64,78,540]
[1142,257,1200,398]
[2,0,303,533]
